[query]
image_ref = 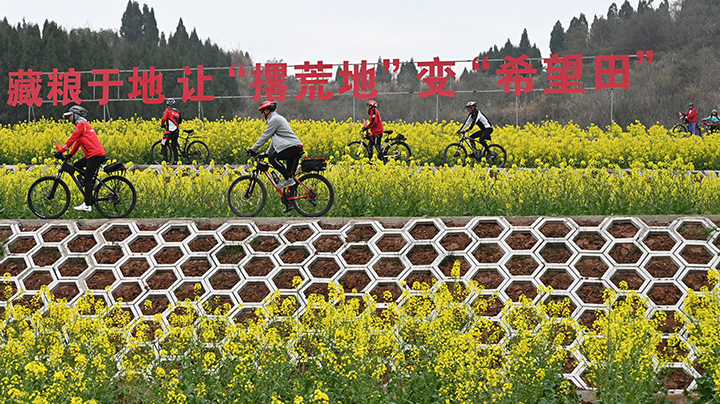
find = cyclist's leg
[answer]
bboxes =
[269,146,303,179]
[160,136,169,161]
[73,157,88,182]
[83,155,106,206]
[168,131,180,163]
[367,135,382,160]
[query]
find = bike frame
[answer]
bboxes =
[247,156,313,204]
[458,133,487,157]
[49,157,115,203]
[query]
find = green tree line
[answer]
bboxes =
[1,0,719,128]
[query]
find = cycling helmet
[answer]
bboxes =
[166,98,175,106]
[713,109,718,114]
[689,102,695,106]
[63,105,87,119]
[367,100,378,108]
[258,100,277,113]
[465,101,477,109]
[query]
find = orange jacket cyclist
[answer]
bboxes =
[362,100,384,161]
[161,98,182,163]
[57,105,106,213]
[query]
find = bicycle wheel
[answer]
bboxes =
[443,143,469,167]
[385,141,412,163]
[150,140,171,164]
[228,175,267,217]
[94,175,137,218]
[695,125,705,137]
[346,141,368,160]
[483,144,507,168]
[290,173,334,217]
[27,177,70,219]
[186,141,211,165]
[670,125,689,136]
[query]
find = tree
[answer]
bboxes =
[564,14,589,53]
[619,0,635,20]
[607,3,619,19]
[549,21,566,54]
[120,0,143,44]
[141,4,159,47]
[397,58,420,91]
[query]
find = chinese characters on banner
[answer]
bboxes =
[6,51,653,107]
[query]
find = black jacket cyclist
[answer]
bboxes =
[458,101,494,155]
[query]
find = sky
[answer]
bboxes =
[4,0,617,66]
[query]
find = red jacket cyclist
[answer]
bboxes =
[362,100,384,161]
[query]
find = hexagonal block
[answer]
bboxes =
[678,222,712,241]
[505,255,539,276]
[644,257,680,278]
[282,225,315,243]
[653,310,683,333]
[202,294,236,315]
[472,220,504,239]
[662,367,694,390]
[373,257,406,278]
[41,226,70,243]
[272,268,304,290]
[539,221,571,238]
[188,235,218,253]
[338,270,371,293]
[375,234,407,253]
[162,226,191,242]
[103,225,132,242]
[128,236,158,253]
[544,295,577,317]
[472,294,504,317]
[434,255,467,277]
[180,257,212,277]
[408,222,439,240]
[85,269,116,290]
[23,270,53,290]
[406,245,439,266]
[647,283,683,306]
[472,243,504,263]
[215,245,247,265]
[680,245,713,265]
[439,232,472,251]
[574,256,609,278]
[344,224,377,243]
[8,236,36,254]
[342,245,375,266]
[50,282,80,302]
[209,269,242,290]
[57,257,88,277]
[505,281,538,301]
[403,270,437,290]
[302,282,330,299]
[243,257,275,277]
[112,281,143,303]
[153,247,185,265]
[683,270,710,291]
[222,225,252,241]
[472,268,505,290]
[249,236,281,253]
[237,282,271,304]
[540,269,575,290]
[32,247,62,267]
[120,258,151,277]
[0,258,26,276]
[174,282,206,301]
[504,231,538,250]
[606,220,639,239]
[539,242,573,264]
[575,282,606,304]
[577,308,601,329]
[146,270,177,290]
[66,235,97,253]
[369,282,402,303]
[610,270,646,290]
[313,235,343,253]
[94,246,124,265]
[279,246,311,265]
[572,232,607,251]
[139,294,170,315]
[307,257,341,279]
[608,242,643,264]
[643,232,677,252]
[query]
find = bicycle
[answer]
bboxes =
[28,147,137,219]
[671,113,704,137]
[346,128,412,163]
[443,132,507,168]
[150,129,211,165]
[227,151,334,217]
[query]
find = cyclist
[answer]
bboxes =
[686,102,698,136]
[703,109,720,132]
[56,105,106,213]
[362,100,384,161]
[459,101,495,158]
[161,98,182,163]
[248,100,304,192]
